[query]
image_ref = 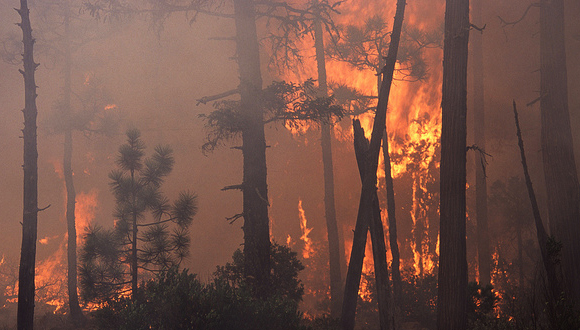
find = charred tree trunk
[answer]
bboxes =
[341,0,406,328]
[382,132,402,305]
[471,0,491,286]
[313,13,343,317]
[437,0,470,329]
[17,1,39,329]
[62,4,83,321]
[350,121,392,330]
[234,0,271,297]
[539,0,580,304]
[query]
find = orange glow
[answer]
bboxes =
[298,199,314,259]
[76,190,98,243]
[104,104,117,111]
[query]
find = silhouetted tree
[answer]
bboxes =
[437,0,470,329]
[16,0,40,329]
[539,0,580,306]
[80,129,197,302]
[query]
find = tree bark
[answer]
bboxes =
[539,0,580,304]
[341,0,406,328]
[437,0,470,329]
[313,11,343,318]
[17,1,39,329]
[233,0,271,297]
[62,3,83,320]
[471,0,491,286]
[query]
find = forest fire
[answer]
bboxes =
[2,0,579,328]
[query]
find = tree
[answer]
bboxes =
[312,0,343,317]
[341,0,407,329]
[539,0,580,305]
[80,129,197,302]
[471,0,490,286]
[16,0,40,329]
[437,0,470,329]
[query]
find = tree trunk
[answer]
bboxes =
[62,3,83,321]
[341,0,406,328]
[351,121,392,330]
[233,0,271,297]
[471,0,491,286]
[313,11,343,318]
[131,170,138,298]
[17,1,39,329]
[437,0,470,329]
[382,132,402,307]
[540,0,580,304]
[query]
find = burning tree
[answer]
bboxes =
[79,129,197,302]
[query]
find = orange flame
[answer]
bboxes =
[298,199,314,259]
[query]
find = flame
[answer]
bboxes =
[75,190,98,243]
[39,235,59,245]
[104,104,117,111]
[298,199,314,259]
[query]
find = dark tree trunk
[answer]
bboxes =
[17,1,39,329]
[131,170,138,298]
[62,4,83,321]
[539,0,580,304]
[64,130,83,318]
[313,12,343,318]
[341,0,406,328]
[350,121,392,330]
[233,0,271,297]
[437,0,470,329]
[471,0,491,286]
[382,132,402,306]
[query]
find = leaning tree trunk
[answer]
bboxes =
[352,121,392,330]
[382,132,402,307]
[539,0,580,304]
[233,0,271,297]
[313,12,343,317]
[437,0,470,329]
[62,3,83,321]
[341,0,406,328]
[471,0,491,286]
[17,1,39,329]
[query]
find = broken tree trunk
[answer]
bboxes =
[341,0,406,328]
[350,120,392,330]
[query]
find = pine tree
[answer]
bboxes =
[80,129,197,302]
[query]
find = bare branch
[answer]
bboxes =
[196,88,240,105]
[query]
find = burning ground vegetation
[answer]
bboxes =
[2,0,580,329]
